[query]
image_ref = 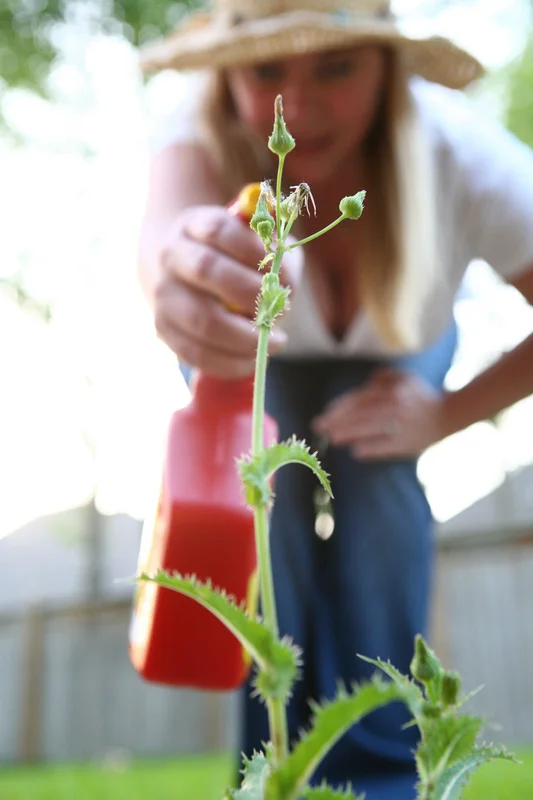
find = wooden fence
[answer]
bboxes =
[430,526,533,745]
[0,598,241,764]
[1,528,532,765]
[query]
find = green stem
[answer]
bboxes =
[270,241,285,279]
[251,324,269,459]
[275,155,285,242]
[270,687,289,766]
[253,506,289,763]
[280,203,300,245]
[287,213,346,249]
[251,242,288,764]
[252,503,278,636]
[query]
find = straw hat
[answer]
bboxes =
[139,0,484,90]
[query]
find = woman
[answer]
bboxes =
[137,2,533,797]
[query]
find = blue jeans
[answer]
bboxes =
[181,321,457,798]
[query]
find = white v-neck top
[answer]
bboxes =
[148,75,533,358]
[280,268,389,358]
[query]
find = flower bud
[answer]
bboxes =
[257,221,274,250]
[250,192,275,250]
[315,511,335,541]
[339,190,366,220]
[268,95,295,157]
[421,700,441,719]
[410,634,442,685]
[280,183,316,224]
[279,195,296,223]
[441,670,462,706]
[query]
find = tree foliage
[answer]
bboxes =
[2,0,533,149]
[0,0,509,97]
[0,0,200,97]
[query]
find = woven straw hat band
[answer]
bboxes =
[216,0,392,18]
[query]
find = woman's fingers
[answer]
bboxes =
[183,205,267,267]
[154,278,287,378]
[161,234,263,318]
[152,204,296,377]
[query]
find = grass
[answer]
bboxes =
[0,749,531,799]
[0,754,231,800]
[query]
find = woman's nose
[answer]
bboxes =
[281,80,322,129]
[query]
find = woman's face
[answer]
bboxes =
[226,45,388,185]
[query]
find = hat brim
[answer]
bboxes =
[139,11,484,90]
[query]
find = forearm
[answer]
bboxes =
[137,212,175,309]
[137,143,225,307]
[442,331,533,436]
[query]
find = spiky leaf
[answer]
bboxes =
[238,437,332,509]
[430,744,517,800]
[263,437,332,496]
[253,636,302,701]
[302,781,365,800]
[258,253,275,271]
[357,654,424,723]
[265,677,402,800]
[256,272,291,327]
[454,683,484,712]
[138,571,300,697]
[416,714,483,778]
[238,458,272,506]
[226,749,272,800]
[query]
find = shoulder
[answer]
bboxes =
[409,80,533,280]
[410,77,478,128]
[409,77,533,179]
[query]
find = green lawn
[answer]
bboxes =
[0,749,531,799]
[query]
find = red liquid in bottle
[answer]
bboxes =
[129,372,278,690]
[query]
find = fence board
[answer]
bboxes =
[1,533,532,764]
[0,621,22,761]
[434,542,533,744]
[39,604,238,762]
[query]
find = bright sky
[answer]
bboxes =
[1,1,533,539]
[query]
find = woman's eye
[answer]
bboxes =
[317,58,356,80]
[251,62,285,83]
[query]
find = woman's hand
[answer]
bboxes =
[152,204,298,379]
[312,367,449,460]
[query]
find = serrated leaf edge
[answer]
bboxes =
[263,436,332,495]
[232,748,272,799]
[302,779,365,800]
[432,744,517,800]
[266,677,402,800]
[138,570,299,681]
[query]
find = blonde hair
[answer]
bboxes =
[198,72,274,199]
[198,50,439,350]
